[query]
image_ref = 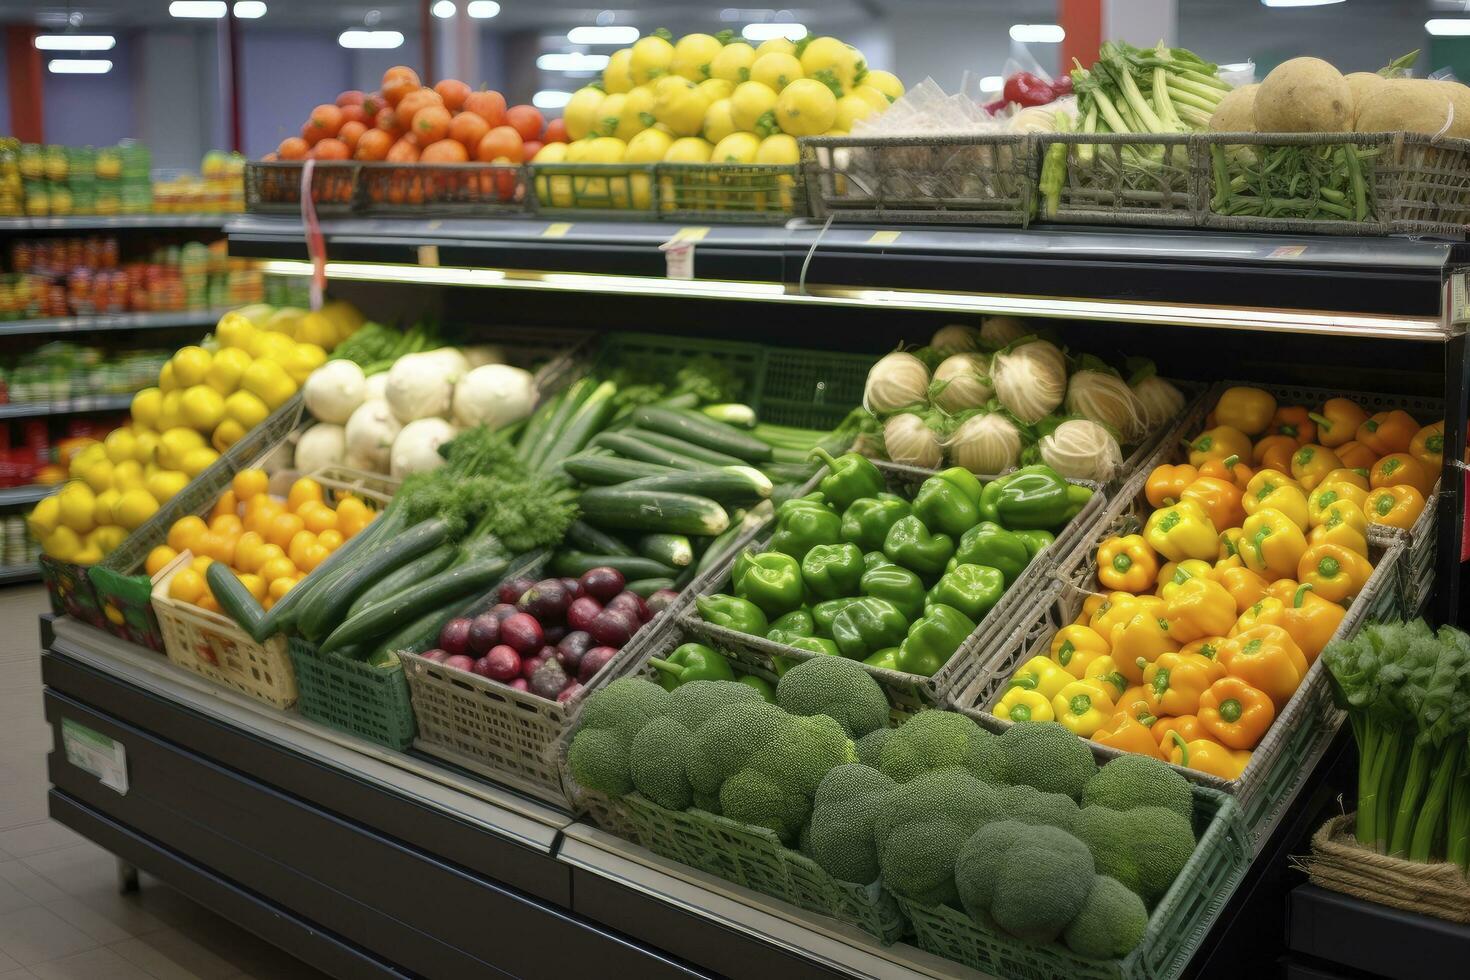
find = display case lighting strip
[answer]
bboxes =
[258,259,1443,341]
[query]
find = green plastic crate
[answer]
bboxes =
[288,637,416,751]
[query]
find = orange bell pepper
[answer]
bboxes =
[1311,398,1367,449]
[1145,463,1198,508]
[1093,712,1165,760]
[1164,576,1238,643]
[1109,611,1181,685]
[1181,476,1246,533]
[1219,565,1269,614]
[1141,650,1227,716]
[1215,386,1276,436]
[1198,455,1253,490]
[1356,410,1418,456]
[1298,542,1374,603]
[1291,444,1343,491]
[1268,405,1316,445]
[1253,434,1298,474]
[1188,427,1252,468]
[1152,714,1206,747]
[1410,421,1445,472]
[1261,581,1344,662]
[1049,624,1111,678]
[1198,677,1276,750]
[1115,686,1156,725]
[1166,732,1252,779]
[1097,534,1160,592]
[1333,440,1378,473]
[1218,624,1309,709]
[1370,452,1437,498]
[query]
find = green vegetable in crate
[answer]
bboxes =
[875,768,999,906]
[767,495,842,561]
[765,609,815,646]
[801,542,865,601]
[774,655,890,738]
[630,406,775,462]
[812,596,865,636]
[956,521,1032,586]
[978,465,1093,530]
[956,822,1096,943]
[790,636,841,657]
[830,597,909,660]
[648,642,736,690]
[809,449,884,512]
[995,722,1099,800]
[1015,528,1056,560]
[732,550,805,617]
[577,486,730,536]
[882,515,954,578]
[859,562,926,621]
[899,604,977,676]
[912,466,986,537]
[629,717,698,810]
[1082,755,1194,822]
[926,563,1005,622]
[1063,875,1149,960]
[863,648,903,671]
[1072,804,1195,905]
[808,764,899,884]
[695,594,769,636]
[878,710,1004,784]
[840,493,912,552]
[995,783,1081,832]
[863,550,895,572]
[664,680,766,731]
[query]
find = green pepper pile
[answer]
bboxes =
[695,453,1094,678]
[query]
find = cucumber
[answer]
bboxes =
[633,429,747,467]
[526,378,593,470]
[702,403,757,429]
[347,543,458,619]
[321,555,511,654]
[695,501,772,574]
[618,466,772,507]
[656,392,701,410]
[631,406,774,462]
[577,487,730,536]
[771,446,815,464]
[549,551,678,580]
[540,380,618,474]
[761,461,821,484]
[592,431,716,470]
[369,593,484,662]
[625,577,677,597]
[565,519,635,557]
[562,454,677,486]
[514,388,562,462]
[637,533,693,568]
[205,562,266,637]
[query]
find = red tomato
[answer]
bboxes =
[386,135,421,163]
[338,104,368,126]
[336,90,365,107]
[449,111,491,150]
[261,151,279,162]
[463,89,507,127]
[338,121,368,152]
[412,105,452,144]
[311,138,350,161]
[521,140,544,161]
[543,118,568,144]
[396,88,443,129]
[362,91,384,117]
[504,104,544,142]
[434,79,471,112]
[375,107,406,139]
[381,66,420,106]
[476,125,524,163]
[307,104,344,139]
[354,128,392,161]
[421,138,469,163]
[277,137,308,160]
[300,121,321,145]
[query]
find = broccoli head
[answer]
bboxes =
[997,721,1098,799]
[855,727,893,769]
[688,700,791,795]
[809,764,898,884]
[954,820,1033,922]
[1072,804,1195,905]
[878,710,1003,783]
[1063,875,1149,960]
[629,716,696,810]
[567,728,633,798]
[872,767,1001,852]
[776,656,890,737]
[995,783,1080,832]
[750,713,857,797]
[719,767,809,842]
[578,678,672,744]
[692,790,723,814]
[879,819,972,906]
[665,679,766,732]
[1082,755,1193,822]
[989,825,1095,943]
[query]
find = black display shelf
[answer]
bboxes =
[0,214,236,231]
[0,484,50,506]
[0,561,40,584]
[1287,884,1470,980]
[0,393,133,420]
[0,308,231,337]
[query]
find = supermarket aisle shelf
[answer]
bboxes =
[0,484,53,506]
[0,562,40,584]
[0,307,234,337]
[0,393,133,420]
[0,213,238,231]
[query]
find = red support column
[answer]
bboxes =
[1059,0,1102,74]
[6,26,44,143]
[420,0,436,82]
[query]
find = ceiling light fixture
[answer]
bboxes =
[1426,18,1470,35]
[35,35,115,51]
[978,75,1003,92]
[536,52,611,71]
[432,0,456,16]
[533,89,573,108]
[338,30,405,49]
[48,59,113,73]
[168,1,226,17]
[741,23,807,41]
[567,25,639,44]
[1261,0,1346,7]
[233,1,267,17]
[466,1,501,17]
[1009,24,1065,43]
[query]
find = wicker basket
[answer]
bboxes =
[799,133,1036,226]
[357,162,529,216]
[527,162,800,224]
[244,161,360,215]
[896,784,1251,980]
[1035,132,1198,228]
[287,637,416,750]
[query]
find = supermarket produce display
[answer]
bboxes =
[0,138,245,217]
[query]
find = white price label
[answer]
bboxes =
[661,238,696,279]
[62,718,128,795]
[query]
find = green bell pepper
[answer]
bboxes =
[647,643,735,691]
[831,597,909,659]
[1014,528,1055,560]
[789,636,841,657]
[978,465,1092,530]
[695,594,769,636]
[899,603,977,676]
[768,496,842,562]
[735,674,776,701]
[810,449,885,513]
[732,550,804,617]
[863,647,904,671]
[863,550,896,572]
[883,515,955,578]
[926,563,1005,622]
[801,542,865,601]
[955,521,1031,586]
[859,563,926,621]
[812,596,865,637]
[912,466,985,537]
[766,608,816,646]
[841,493,912,552]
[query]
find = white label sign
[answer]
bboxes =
[62,718,129,795]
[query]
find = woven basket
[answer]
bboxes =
[244,161,359,215]
[357,162,529,217]
[1035,132,1198,228]
[1295,813,1470,924]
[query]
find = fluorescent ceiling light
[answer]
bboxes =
[1426,18,1470,35]
[567,25,639,44]
[35,35,115,51]
[1261,0,1345,6]
[339,30,404,49]
[533,89,573,108]
[169,1,226,17]
[48,59,112,73]
[1009,24,1065,43]
[741,23,807,41]
[233,1,267,17]
[537,52,610,71]
[978,75,1003,92]
[432,0,456,16]
[466,1,501,17]
[1219,62,1253,72]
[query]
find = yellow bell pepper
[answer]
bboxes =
[1290,444,1343,491]
[994,687,1055,724]
[1214,386,1276,436]
[1198,676,1277,750]
[1308,481,1368,526]
[1153,714,1206,749]
[1187,426,1253,468]
[1298,542,1374,603]
[1410,421,1445,472]
[1240,508,1309,579]
[1141,650,1227,717]
[1166,732,1252,779]
[1079,593,1107,624]
[1230,596,1285,636]
[1145,463,1198,509]
[1334,440,1378,473]
[1144,499,1218,562]
[1218,565,1269,614]
[1083,655,1130,702]
[1110,611,1181,685]
[1092,712,1165,760]
[1356,409,1418,456]
[1243,469,1309,531]
[1006,655,1072,699]
[1319,468,1370,492]
[1155,558,1215,599]
[1199,455,1254,491]
[1164,576,1238,643]
[1090,592,1147,637]
[1051,680,1117,736]
[1311,398,1367,449]
[1370,452,1437,498]
[1217,527,1244,564]
[1218,624,1309,710]
[1181,476,1246,533]
[1115,685,1156,725]
[1258,581,1344,662]
[1307,502,1369,556]
[1097,534,1159,592]
[1364,485,1425,531]
[1268,405,1317,445]
[1050,623,1110,677]
[1181,636,1227,661]
[1253,434,1297,474]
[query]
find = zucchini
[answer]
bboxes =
[771,446,815,464]
[625,576,677,597]
[205,562,267,637]
[526,378,593,470]
[761,461,821,484]
[618,466,771,507]
[347,543,458,619]
[549,551,678,580]
[566,519,635,557]
[656,392,701,410]
[637,533,693,568]
[631,406,774,462]
[633,429,747,467]
[592,431,716,470]
[702,403,757,429]
[577,486,730,536]
[695,501,772,574]
[562,454,677,486]
[515,388,563,463]
[321,555,511,654]
[540,380,618,474]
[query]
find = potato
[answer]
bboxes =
[1208,83,1258,132]
[1344,72,1385,127]
[1356,78,1458,136]
[1255,57,1351,133]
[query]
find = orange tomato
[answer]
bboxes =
[287,478,324,511]
[434,78,471,111]
[338,103,367,125]
[335,497,371,537]
[317,528,344,551]
[397,88,443,127]
[197,594,222,614]
[504,104,544,142]
[300,503,338,534]
[375,106,407,139]
[268,576,296,601]
[381,65,420,106]
[237,573,268,602]
[233,468,269,500]
[307,103,344,139]
[199,532,236,564]
[449,110,490,150]
[413,106,453,144]
[298,543,329,573]
[211,489,239,519]
[258,556,298,584]
[312,138,350,161]
[145,545,178,577]
[210,513,243,537]
[190,555,215,576]
[167,515,208,553]
[355,127,392,161]
[387,136,421,163]
[476,125,523,163]
[338,120,367,152]
[277,136,309,160]
[234,530,265,571]
[420,137,468,163]
[267,512,305,550]
[464,89,506,127]
[288,530,318,567]
[168,567,206,603]
[256,543,286,567]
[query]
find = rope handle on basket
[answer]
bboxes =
[797,213,834,296]
[300,158,326,312]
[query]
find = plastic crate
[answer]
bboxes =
[287,637,416,750]
[896,784,1251,980]
[244,161,359,215]
[529,162,801,224]
[678,461,1106,715]
[1035,133,1198,228]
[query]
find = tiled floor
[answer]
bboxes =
[0,584,330,980]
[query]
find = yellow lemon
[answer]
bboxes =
[234,303,275,327]
[711,131,761,163]
[281,342,327,385]
[70,443,105,473]
[753,37,796,59]
[698,78,733,103]
[834,93,878,132]
[157,360,178,393]
[775,78,837,136]
[730,81,780,135]
[224,390,269,430]
[564,85,607,141]
[702,98,737,144]
[27,495,61,538]
[853,84,890,111]
[629,33,674,86]
[614,85,658,141]
[211,419,246,454]
[663,136,714,163]
[171,346,212,387]
[710,41,756,85]
[321,300,362,334]
[87,525,127,555]
[750,52,803,93]
[57,482,96,533]
[158,427,206,471]
[131,387,162,429]
[294,312,336,349]
[157,390,184,431]
[92,488,120,526]
[264,307,305,337]
[215,311,257,352]
[111,459,143,491]
[103,427,136,464]
[43,526,81,561]
[671,33,723,82]
[249,331,295,364]
[181,385,226,432]
[146,469,190,502]
[181,446,220,478]
[206,347,252,395]
[797,37,865,97]
[116,488,160,530]
[80,457,113,494]
[651,75,711,137]
[131,430,158,465]
[603,47,634,93]
[864,69,904,102]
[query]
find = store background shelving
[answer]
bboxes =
[0,307,234,337]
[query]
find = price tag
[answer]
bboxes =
[672,226,709,242]
[1450,272,1469,327]
[661,237,696,279]
[417,245,440,267]
[868,230,901,245]
[1266,245,1307,259]
[62,718,128,795]
[542,222,573,238]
